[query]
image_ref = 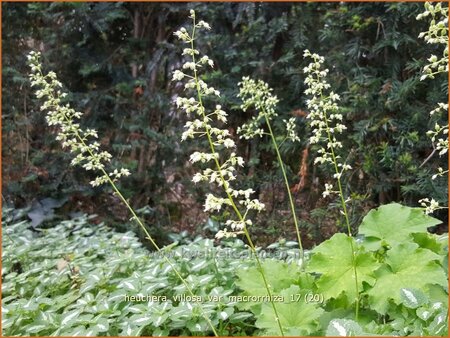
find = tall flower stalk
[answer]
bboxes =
[416,2,449,215]
[27,51,219,337]
[302,50,360,319]
[237,77,304,264]
[417,2,448,171]
[172,11,285,336]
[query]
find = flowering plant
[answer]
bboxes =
[417,2,448,164]
[237,77,304,260]
[172,10,285,335]
[27,50,219,336]
[172,11,266,239]
[416,2,448,214]
[303,50,352,217]
[302,49,360,318]
[28,52,132,188]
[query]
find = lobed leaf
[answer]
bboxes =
[236,260,300,297]
[358,203,441,250]
[255,285,323,335]
[367,242,447,314]
[306,233,380,303]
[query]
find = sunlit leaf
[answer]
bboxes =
[256,285,323,335]
[367,243,447,314]
[359,203,441,250]
[306,233,380,302]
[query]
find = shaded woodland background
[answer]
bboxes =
[2,2,448,248]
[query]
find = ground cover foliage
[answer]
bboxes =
[1,1,449,337]
[1,208,258,336]
[2,204,448,336]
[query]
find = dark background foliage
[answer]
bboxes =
[2,2,448,247]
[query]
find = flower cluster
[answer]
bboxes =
[236,76,304,255]
[303,49,351,197]
[426,122,449,157]
[417,2,448,80]
[172,11,264,239]
[236,77,277,139]
[284,117,301,143]
[28,51,130,187]
[237,77,300,143]
[419,198,441,215]
[322,183,335,198]
[417,2,449,178]
[238,77,279,116]
[432,166,447,181]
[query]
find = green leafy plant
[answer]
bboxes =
[171,11,285,336]
[236,203,448,336]
[1,207,263,336]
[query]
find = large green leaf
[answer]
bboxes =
[358,203,441,250]
[235,260,303,313]
[367,242,447,314]
[236,260,301,297]
[256,285,323,336]
[412,232,448,255]
[306,233,380,302]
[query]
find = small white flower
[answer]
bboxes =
[215,230,226,239]
[182,62,196,70]
[197,20,211,30]
[120,168,131,176]
[190,152,202,163]
[223,138,235,148]
[322,183,334,198]
[174,27,190,42]
[90,176,109,187]
[192,173,203,183]
[172,70,185,81]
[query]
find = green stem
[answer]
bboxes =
[277,136,289,149]
[42,72,219,336]
[263,114,304,265]
[321,96,360,320]
[190,20,285,337]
